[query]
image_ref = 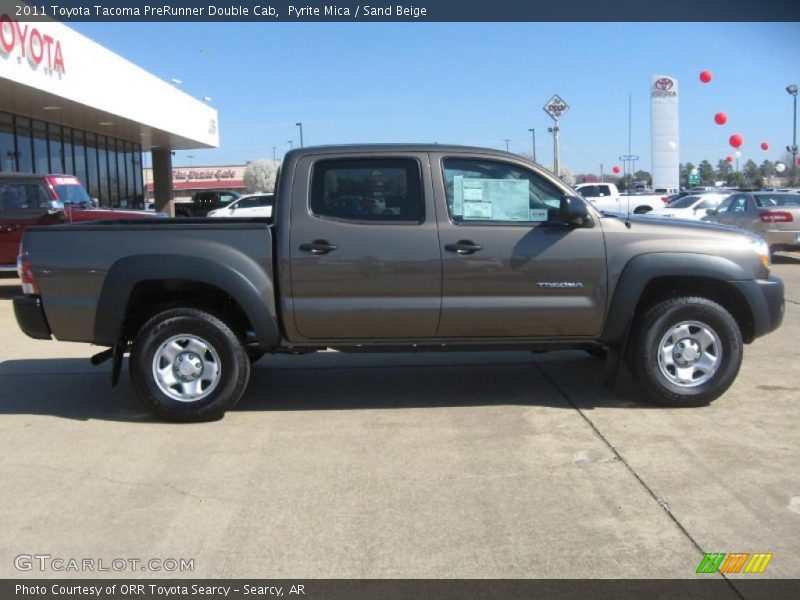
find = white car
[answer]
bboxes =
[647,194,728,220]
[207,193,274,218]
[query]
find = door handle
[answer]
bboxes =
[299,239,338,255]
[0,224,20,233]
[445,240,483,255]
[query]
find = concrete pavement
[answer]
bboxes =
[0,256,798,580]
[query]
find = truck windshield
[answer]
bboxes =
[57,184,92,206]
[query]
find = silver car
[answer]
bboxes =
[703,191,800,253]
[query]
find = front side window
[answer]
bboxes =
[311,158,422,223]
[0,183,52,212]
[443,158,565,224]
[727,195,749,213]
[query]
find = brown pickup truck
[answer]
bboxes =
[13,145,784,421]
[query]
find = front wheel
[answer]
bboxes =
[631,297,742,407]
[130,308,251,421]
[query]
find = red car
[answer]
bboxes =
[0,173,160,270]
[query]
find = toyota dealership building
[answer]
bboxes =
[0,7,218,209]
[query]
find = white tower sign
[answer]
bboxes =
[650,75,679,191]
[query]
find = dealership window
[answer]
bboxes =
[62,129,74,174]
[97,136,110,206]
[85,132,99,200]
[14,117,33,173]
[124,142,135,206]
[48,124,64,173]
[32,120,49,174]
[0,113,14,172]
[72,130,87,190]
[133,149,143,204]
[310,158,423,222]
[108,142,120,206]
[116,139,128,205]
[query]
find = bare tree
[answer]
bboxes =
[243,159,280,193]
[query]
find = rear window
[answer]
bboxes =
[755,194,800,207]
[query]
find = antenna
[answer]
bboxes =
[625,93,632,228]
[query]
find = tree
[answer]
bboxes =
[760,159,775,178]
[742,159,761,188]
[243,159,280,193]
[716,159,733,181]
[633,170,652,185]
[698,160,715,185]
[680,162,696,187]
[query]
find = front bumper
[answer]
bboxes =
[729,276,784,341]
[13,295,52,340]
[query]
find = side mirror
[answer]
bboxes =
[559,196,589,227]
[229,205,236,211]
[705,208,716,215]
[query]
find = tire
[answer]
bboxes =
[630,297,742,407]
[129,307,251,422]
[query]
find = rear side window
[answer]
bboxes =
[0,183,51,211]
[310,158,423,223]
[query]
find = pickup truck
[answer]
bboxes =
[14,145,784,421]
[574,182,671,215]
[173,190,241,218]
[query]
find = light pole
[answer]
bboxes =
[599,163,604,183]
[288,140,293,149]
[272,146,277,161]
[787,84,798,185]
[528,128,536,163]
[503,139,510,152]
[296,122,304,148]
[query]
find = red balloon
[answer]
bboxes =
[726,156,733,163]
[714,112,727,125]
[729,134,743,148]
[797,158,800,166]
[612,165,621,174]
[699,70,713,83]
[761,142,769,150]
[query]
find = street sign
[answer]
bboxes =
[688,173,700,184]
[543,94,569,120]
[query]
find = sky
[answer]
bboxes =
[72,22,800,175]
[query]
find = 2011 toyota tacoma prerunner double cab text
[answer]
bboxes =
[13,146,785,421]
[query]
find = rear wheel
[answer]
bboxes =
[130,307,250,421]
[631,297,742,407]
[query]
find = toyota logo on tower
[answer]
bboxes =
[652,77,677,98]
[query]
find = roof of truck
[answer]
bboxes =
[284,144,525,157]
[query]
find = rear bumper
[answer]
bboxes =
[13,295,52,340]
[729,276,784,341]
[761,230,800,249]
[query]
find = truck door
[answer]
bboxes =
[286,153,441,340]
[432,154,607,338]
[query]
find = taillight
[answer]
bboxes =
[17,252,40,295]
[759,211,794,223]
[661,196,669,204]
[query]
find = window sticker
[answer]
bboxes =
[454,177,531,221]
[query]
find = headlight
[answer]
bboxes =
[749,236,770,269]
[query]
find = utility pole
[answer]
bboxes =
[528,128,536,163]
[288,140,293,149]
[296,122,304,148]
[600,163,604,183]
[272,146,277,161]
[787,84,798,185]
[503,139,510,152]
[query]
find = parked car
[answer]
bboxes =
[174,190,241,217]
[0,173,159,270]
[207,193,274,219]
[14,145,783,421]
[647,194,729,220]
[703,191,800,253]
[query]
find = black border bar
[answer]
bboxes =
[3,0,800,22]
